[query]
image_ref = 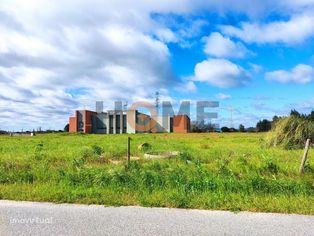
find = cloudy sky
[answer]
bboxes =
[1,0,314,131]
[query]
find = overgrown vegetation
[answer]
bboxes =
[267,112,314,149]
[0,133,313,214]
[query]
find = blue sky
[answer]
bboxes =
[0,0,314,131]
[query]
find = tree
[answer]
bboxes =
[64,124,69,132]
[272,115,279,123]
[290,109,314,120]
[309,110,314,121]
[229,128,238,132]
[290,109,301,118]
[256,119,272,132]
[221,127,230,132]
[0,130,7,135]
[246,127,256,132]
[239,124,245,132]
[191,121,216,133]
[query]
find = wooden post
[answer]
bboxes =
[299,139,311,174]
[127,137,131,167]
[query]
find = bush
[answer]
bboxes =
[221,127,230,132]
[91,145,103,155]
[138,142,151,151]
[81,146,95,158]
[267,116,314,149]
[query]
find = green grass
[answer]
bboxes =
[0,132,313,214]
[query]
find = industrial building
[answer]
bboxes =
[69,109,190,134]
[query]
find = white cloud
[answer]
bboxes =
[0,0,182,130]
[221,14,314,44]
[216,93,232,100]
[282,0,314,8]
[289,97,314,111]
[266,64,314,84]
[178,19,208,39]
[193,59,251,88]
[155,28,178,43]
[203,32,250,58]
[175,79,197,93]
[153,16,208,48]
[249,63,263,73]
[1,0,314,130]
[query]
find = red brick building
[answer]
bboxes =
[69,109,190,134]
[173,115,190,133]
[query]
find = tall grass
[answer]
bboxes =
[267,116,314,149]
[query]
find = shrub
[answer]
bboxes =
[138,142,151,151]
[81,146,94,158]
[221,127,230,132]
[91,145,103,155]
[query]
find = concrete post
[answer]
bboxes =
[120,111,123,134]
[113,111,116,134]
[105,113,109,134]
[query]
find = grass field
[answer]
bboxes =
[0,133,313,214]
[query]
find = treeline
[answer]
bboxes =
[191,110,314,133]
[191,122,256,133]
[256,110,314,132]
[0,129,65,135]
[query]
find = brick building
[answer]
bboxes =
[68,109,190,134]
[173,115,190,133]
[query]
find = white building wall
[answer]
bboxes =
[154,116,171,133]
[126,110,136,134]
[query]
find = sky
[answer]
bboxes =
[0,0,314,131]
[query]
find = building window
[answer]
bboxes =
[123,115,127,133]
[116,114,120,133]
[109,115,113,134]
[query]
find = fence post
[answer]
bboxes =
[127,137,131,167]
[299,139,311,174]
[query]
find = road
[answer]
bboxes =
[0,200,313,236]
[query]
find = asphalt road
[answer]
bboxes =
[0,200,313,236]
